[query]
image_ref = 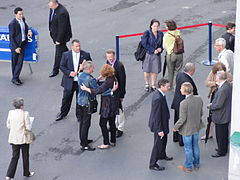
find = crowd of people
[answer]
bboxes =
[145,19,234,172]
[5,0,235,179]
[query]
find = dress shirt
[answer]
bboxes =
[72,50,80,81]
[108,59,116,67]
[218,48,234,73]
[158,89,165,97]
[16,18,26,42]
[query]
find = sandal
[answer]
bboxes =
[145,84,150,92]
[97,144,110,149]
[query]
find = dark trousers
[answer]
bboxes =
[11,43,26,81]
[99,116,116,145]
[173,109,184,146]
[215,123,229,155]
[149,134,167,167]
[79,106,91,147]
[53,43,68,74]
[6,144,30,178]
[60,81,80,118]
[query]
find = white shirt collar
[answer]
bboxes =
[218,80,226,88]
[158,89,165,96]
[218,48,227,59]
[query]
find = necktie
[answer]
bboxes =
[19,20,26,41]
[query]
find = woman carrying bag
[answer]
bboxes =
[6,97,34,180]
[141,19,163,92]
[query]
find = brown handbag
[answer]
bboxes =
[23,111,36,144]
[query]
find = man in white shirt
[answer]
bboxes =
[55,39,92,121]
[8,7,32,85]
[215,38,234,74]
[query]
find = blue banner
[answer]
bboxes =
[0,26,39,63]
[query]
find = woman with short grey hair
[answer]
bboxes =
[6,97,34,180]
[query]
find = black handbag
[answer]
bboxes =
[134,41,147,61]
[88,95,98,114]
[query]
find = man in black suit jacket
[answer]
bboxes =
[8,7,32,85]
[149,79,173,171]
[56,39,91,121]
[106,49,126,137]
[48,0,72,77]
[171,63,198,146]
[208,71,232,158]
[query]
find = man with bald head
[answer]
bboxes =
[171,63,198,146]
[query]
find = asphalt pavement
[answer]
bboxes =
[0,0,236,179]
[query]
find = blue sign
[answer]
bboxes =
[0,26,39,63]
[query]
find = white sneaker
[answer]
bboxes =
[6,177,13,180]
[28,172,35,177]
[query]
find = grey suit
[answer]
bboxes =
[174,95,204,136]
[211,81,232,124]
[210,81,232,156]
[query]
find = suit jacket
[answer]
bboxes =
[141,29,163,55]
[107,60,126,99]
[8,18,29,50]
[6,109,31,145]
[222,32,235,52]
[49,3,72,43]
[173,95,204,136]
[211,81,232,124]
[60,50,91,90]
[171,72,198,110]
[148,90,170,134]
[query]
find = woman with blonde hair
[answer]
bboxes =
[6,97,34,180]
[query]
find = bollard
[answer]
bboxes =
[115,36,119,60]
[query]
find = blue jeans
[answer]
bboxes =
[182,133,200,170]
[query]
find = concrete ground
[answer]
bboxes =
[0,0,236,179]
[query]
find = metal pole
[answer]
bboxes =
[208,21,212,65]
[115,36,119,60]
[202,21,216,66]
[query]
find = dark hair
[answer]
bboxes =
[165,20,177,30]
[49,0,59,3]
[226,22,235,30]
[149,19,160,29]
[158,78,169,88]
[71,39,80,44]
[14,7,23,14]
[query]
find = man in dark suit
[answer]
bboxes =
[56,39,91,121]
[106,49,126,137]
[48,0,72,77]
[222,22,235,52]
[208,71,232,158]
[171,63,198,146]
[149,79,173,171]
[8,7,32,85]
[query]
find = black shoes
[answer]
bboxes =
[49,71,58,78]
[55,114,65,121]
[149,165,165,171]
[80,145,96,151]
[116,130,123,138]
[88,139,93,144]
[159,156,173,161]
[211,153,226,158]
[11,80,21,86]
